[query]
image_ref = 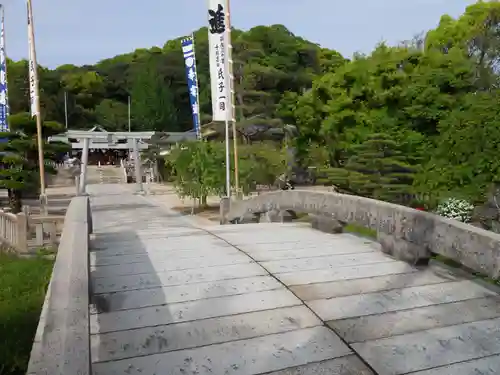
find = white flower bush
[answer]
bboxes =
[435,197,474,222]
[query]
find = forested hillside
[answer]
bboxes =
[6,0,500,217]
[282,1,500,208]
[6,24,343,132]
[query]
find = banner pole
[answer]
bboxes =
[226,0,240,197]
[27,0,47,212]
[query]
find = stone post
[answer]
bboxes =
[220,197,230,224]
[132,139,143,194]
[79,138,89,195]
[75,175,80,196]
[378,232,431,266]
[16,212,28,253]
[310,214,345,234]
[86,196,93,235]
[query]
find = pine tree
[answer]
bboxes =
[0,113,68,212]
[322,133,417,204]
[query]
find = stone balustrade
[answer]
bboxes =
[0,207,66,252]
[0,209,27,251]
[222,190,500,280]
[27,215,65,249]
[26,195,92,375]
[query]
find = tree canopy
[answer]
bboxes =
[6,25,343,135]
[7,1,500,210]
[0,113,67,212]
[283,1,500,206]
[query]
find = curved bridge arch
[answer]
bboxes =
[223,190,500,280]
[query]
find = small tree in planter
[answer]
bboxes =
[0,113,67,213]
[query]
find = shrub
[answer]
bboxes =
[435,197,474,222]
[166,141,286,203]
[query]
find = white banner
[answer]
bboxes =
[207,0,233,122]
[27,0,38,117]
[0,4,9,131]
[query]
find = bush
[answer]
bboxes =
[238,142,287,192]
[166,141,286,202]
[166,141,226,204]
[435,197,474,222]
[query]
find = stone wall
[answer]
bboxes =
[223,190,500,280]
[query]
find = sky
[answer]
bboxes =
[1,0,478,68]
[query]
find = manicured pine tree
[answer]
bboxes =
[320,133,417,204]
[0,113,68,212]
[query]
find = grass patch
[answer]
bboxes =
[294,214,378,239]
[295,212,311,222]
[0,252,54,375]
[172,204,219,215]
[35,246,57,257]
[294,213,377,241]
[344,223,377,239]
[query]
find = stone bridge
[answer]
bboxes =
[27,185,500,375]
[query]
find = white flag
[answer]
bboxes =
[27,0,38,117]
[207,0,233,122]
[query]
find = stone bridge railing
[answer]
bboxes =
[221,190,500,280]
[0,209,28,251]
[26,196,93,375]
[0,209,62,253]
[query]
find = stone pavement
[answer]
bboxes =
[88,184,500,375]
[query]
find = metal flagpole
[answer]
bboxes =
[224,84,231,197]
[226,0,240,197]
[128,95,131,132]
[64,91,68,128]
[220,2,231,197]
[127,95,131,162]
[27,0,47,211]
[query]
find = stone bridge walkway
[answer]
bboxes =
[88,184,500,375]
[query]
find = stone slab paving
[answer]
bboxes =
[88,184,500,375]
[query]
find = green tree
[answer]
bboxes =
[416,91,500,202]
[94,99,129,131]
[61,70,105,108]
[0,113,68,212]
[237,142,287,192]
[167,141,225,205]
[426,0,500,90]
[4,25,345,134]
[167,141,286,203]
[324,133,418,204]
[130,55,179,132]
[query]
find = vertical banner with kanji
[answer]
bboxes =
[0,4,9,132]
[207,0,233,122]
[27,0,38,117]
[181,36,201,138]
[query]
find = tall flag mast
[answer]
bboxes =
[27,0,46,208]
[207,0,235,197]
[0,4,9,132]
[181,33,201,139]
[226,0,240,196]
